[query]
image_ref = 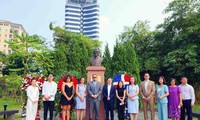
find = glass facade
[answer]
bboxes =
[65,0,99,39]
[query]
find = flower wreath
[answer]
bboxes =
[21,75,46,120]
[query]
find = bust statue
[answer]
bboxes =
[90,48,103,66]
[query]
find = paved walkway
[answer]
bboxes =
[17,110,160,120]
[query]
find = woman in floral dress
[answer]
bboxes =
[168,78,182,120]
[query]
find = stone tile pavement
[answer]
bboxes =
[17,110,161,120]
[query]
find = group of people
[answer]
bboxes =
[155,75,195,120]
[26,73,195,120]
[26,74,57,120]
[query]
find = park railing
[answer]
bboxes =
[193,112,200,120]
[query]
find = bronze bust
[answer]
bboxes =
[90,48,103,66]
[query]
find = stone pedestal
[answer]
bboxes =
[84,66,106,120]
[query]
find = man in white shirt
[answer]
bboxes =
[102,78,116,120]
[42,74,57,120]
[179,76,195,120]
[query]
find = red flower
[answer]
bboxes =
[57,76,78,91]
[58,77,64,91]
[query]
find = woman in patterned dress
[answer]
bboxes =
[168,78,182,120]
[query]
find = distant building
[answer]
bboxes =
[0,20,26,54]
[65,0,99,39]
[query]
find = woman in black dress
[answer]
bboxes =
[60,74,74,120]
[116,80,126,120]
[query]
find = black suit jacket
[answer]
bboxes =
[102,84,116,103]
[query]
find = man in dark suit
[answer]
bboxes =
[102,78,116,120]
[87,74,102,120]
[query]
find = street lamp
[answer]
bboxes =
[4,103,8,119]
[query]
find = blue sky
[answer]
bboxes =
[0,0,172,54]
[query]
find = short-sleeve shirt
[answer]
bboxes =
[156,84,168,103]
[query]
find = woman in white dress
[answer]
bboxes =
[127,76,139,120]
[26,78,39,120]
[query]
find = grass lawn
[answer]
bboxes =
[0,98,21,110]
[193,103,200,112]
[0,98,21,120]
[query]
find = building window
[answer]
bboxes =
[5,34,7,37]
[65,23,80,26]
[83,26,98,31]
[65,18,80,22]
[4,44,6,47]
[83,22,98,26]
[65,10,80,14]
[11,25,19,29]
[83,5,98,9]
[9,39,12,42]
[65,14,80,18]
[8,50,12,54]
[9,34,12,38]
[83,13,99,18]
[66,6,80,9]
[14,30,19,34]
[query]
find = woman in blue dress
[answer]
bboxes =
[127,76,139,120]
[75,77,87,120]
[156,76,169,120]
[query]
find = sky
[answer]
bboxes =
[0,0,172,54]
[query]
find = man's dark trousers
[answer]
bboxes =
[43,101,54,120]
[181,99,193,120]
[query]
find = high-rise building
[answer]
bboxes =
[0,20,26,54]
[65,0,99,39]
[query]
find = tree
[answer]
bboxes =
[155,0,200,82]
[124,43,140,83]
[4,73,22,102]
[0,51,6,75]
[50,25,101,76]
[102,43,112,79]
[119,21,160,73]
[2,53,24,75]
[6,33,53,75]
[111,41,141,83]
[111,41,127,76]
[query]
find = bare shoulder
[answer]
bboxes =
[62,82,66,86]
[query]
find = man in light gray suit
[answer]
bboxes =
[87,74,102,120]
